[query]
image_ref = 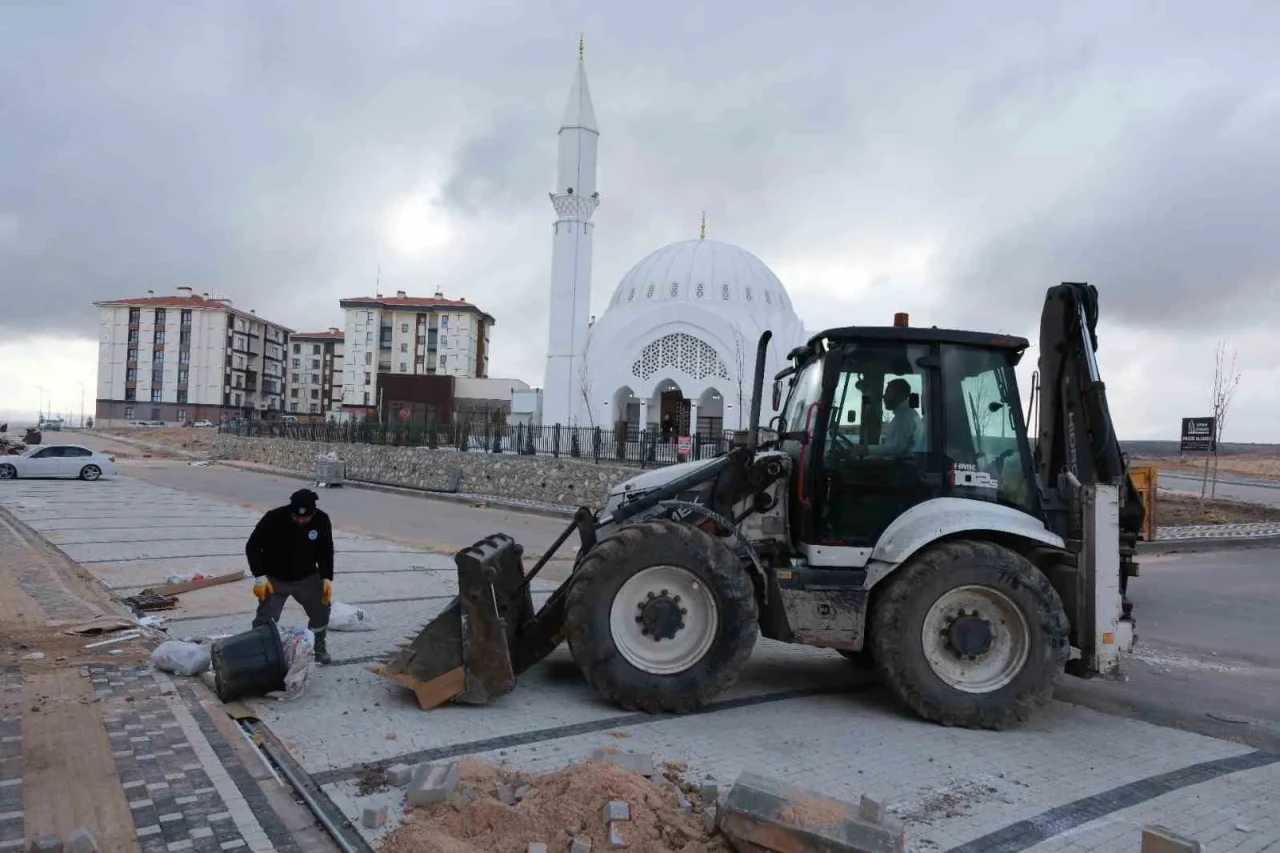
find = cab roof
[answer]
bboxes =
[807,325,1030,352]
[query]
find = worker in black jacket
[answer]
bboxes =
[245,488,336,663]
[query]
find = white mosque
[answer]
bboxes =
[541,45,809,437]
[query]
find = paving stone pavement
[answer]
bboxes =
[1157,521,1280,540]
[4,475,1279,852]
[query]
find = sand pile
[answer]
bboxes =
[380,758,734,853]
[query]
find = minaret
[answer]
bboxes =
[542,36,599,427]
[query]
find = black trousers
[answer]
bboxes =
[252,574,330,635]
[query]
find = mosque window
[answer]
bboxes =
[721,284,730,300]
[628,288,635,302]
[670,282,679,298]
[764,291,772,305]
[696,282,705,299]
[631,332,732,382]
[646,283,655,299]
[745,287,753,301]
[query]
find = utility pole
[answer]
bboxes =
[78,382,85,429]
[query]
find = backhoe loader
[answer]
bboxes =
[375,282,1143,729]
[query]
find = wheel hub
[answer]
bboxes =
[945,609,994,659]
[636,590,687,641]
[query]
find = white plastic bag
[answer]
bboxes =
[163,573,206,586]
[277,626,315,700]
[329,602,376,632]
[150,640,211,677]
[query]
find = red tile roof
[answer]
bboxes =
[292,330,345,340]
[93,294,294,331]
[339,295,495,323]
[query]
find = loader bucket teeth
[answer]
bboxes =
[376,532,546,711]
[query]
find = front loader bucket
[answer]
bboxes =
[374,533,535,710]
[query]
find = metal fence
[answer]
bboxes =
[221,420,736,469]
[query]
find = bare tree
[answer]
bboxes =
[1201,341,1241,502]
[577,359,595,430]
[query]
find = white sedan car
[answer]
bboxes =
[0,445,118,481]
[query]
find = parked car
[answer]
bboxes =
[192,419,215,428]
[0,445,118,481]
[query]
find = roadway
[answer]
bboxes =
[1158,467,1280,508]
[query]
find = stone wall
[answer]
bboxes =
[212,434,639,508]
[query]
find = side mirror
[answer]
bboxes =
[771,380,782,411]
[988,401,1004,413]
[846,410,857,424]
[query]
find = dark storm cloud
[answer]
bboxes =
[2,0,1278,405]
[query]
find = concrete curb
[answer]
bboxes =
[212,459,581,521]
[1138,534,1280,555]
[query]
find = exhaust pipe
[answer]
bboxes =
[746,330,773,453]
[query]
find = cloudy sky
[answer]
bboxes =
[2,0,1276,440]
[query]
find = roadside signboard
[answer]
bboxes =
[1180,417,1216,452]
[677,435,692,457]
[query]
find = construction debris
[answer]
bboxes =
[379,757,730,853]
[1141,825,1201,853]
[122,591,178,612]
[144,570,244,597]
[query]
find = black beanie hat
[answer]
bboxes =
[289,488,318,517]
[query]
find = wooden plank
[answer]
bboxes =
[144,570,245,597]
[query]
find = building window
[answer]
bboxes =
[311,359,320,369]
[291,389,299,398]
[440,355,447,369]
[365,331,373,344]
[721,283,730,300]
[441,316,448,329]
[290,402,299,412]
[293,343,301,353]
[125,388,136,401]
[126,368,137,382]
[178,369,188,384]
[128,329,139,342]
[179,350,189,364]
[401,323,409,334]
[364,372,371,385]
[127,348,138,362]
[309,403,319,414]
[128,308,140,323]
[311,374,319,384]
[363,392,370,405]
[176,408,187,422]
[366,310,373,321]
[151,390,162,403]
[233,393,242,407]
[153,350,164,363]
[176,390,187,404]
[399,343,408,353]
[124,406,134,420]
[291,373,299,383]
[364,352,372,365]
[154,308,166,324]
[310,389,319,399]
[399,362,407,372]
[181,309,192,325]
[179,330,191,345]
[292,358,300,368]
[311,344,319,355]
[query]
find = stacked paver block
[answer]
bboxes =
[718,772,904,853]
[407,760,460,807]
[1141,825,1201,853]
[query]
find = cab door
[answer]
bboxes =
[806,341,943,557]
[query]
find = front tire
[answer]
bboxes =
[565,519,758,714]
[0,464,15,480]
[871,539,1069,730]
[80,465,102,481]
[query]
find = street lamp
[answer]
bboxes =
[77,382,85,429]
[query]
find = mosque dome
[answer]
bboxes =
[603,238,797,318]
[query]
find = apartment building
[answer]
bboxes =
[94,287,292,426]
[339,289,495,412]
[288,328,344,418]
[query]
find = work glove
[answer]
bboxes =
[253,577,273,602]
[321,579,332,606]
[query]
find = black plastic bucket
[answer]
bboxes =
[211,623,286,703]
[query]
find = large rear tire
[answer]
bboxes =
[871,539,1069,729]
[565,519,758,714]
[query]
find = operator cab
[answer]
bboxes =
[772,317,1042,555]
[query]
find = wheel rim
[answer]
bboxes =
[82,466,100,481]
[0,466,13,479]
[609,565,719,675]
[921,584,1030,694]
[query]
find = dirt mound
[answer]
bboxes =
[380,758,732,853]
